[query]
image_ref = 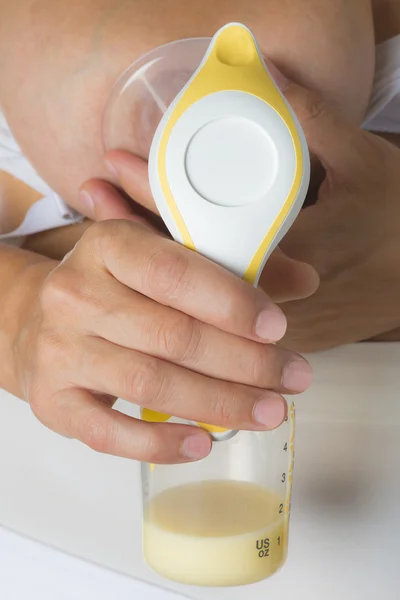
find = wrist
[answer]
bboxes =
[0,256,57,397]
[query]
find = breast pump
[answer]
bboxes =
[103,23,309,587]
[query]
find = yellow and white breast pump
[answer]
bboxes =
[149,23,309,284]
[103,22,309,587]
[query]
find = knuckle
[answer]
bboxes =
[138,429,164,461]
[214,282,255,332]
[156,315,203,363]
[212,385,238,425]
[37,325,60,355]
[247,348,271,386]
[94,219,140,259]
[83,220,133,263]
[216,293,237,327]
[124,358,165,406]
[40,265,108,322]
[39,267,83,317]
[81,409,115,454]
[97,219,128,256]
[28,381,47,421]
[83,219,122,243]
[303,91,326,124]
[145,245,189,299]
[36,327,69,372]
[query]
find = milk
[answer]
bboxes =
[143,480,287,586]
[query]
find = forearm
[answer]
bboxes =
[22,221,92,260]
[366,131,400,342]
[0,245,56,396]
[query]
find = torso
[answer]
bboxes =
[373,0,400,43]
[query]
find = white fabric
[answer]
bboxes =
[0,193,80,239]
[363,35,400,133]
[0,111,82,243]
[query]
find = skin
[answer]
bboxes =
[82,83,400,354]
[366,0,400,341]
[0,0,377,461]
[14,220,316,462]
[373,0,400,42]
[0,0,374,206]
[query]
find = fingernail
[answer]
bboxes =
[255,308,287,342]
[105,159,119,179]
[253,396,287,429]
[264,59,290,91]
[79,190,94,219]
[182,434,212,460]
[282,360,313,392]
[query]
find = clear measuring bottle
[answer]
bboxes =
[141,407,295,587]
[103,28,307,586]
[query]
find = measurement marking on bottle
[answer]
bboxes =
[256,538,270,558]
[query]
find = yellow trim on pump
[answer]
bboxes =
[141,409,229,434]
[195,422,230,434]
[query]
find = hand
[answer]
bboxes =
[273,84,400,352]
[14,220,313,463]
[78,155,320,304]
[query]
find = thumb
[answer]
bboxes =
[260,247,320,303]
[279,82,386,274]
[283,81,364,177]
[280,173,375,277]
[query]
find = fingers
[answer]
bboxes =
[77,277,310,392]
[277,83,386,272]
[78,179,156,229]
[72,337,302,432]
[78,164,320,304]
[260,248,319,302]
[90,151,320,304]
[76,220,287,343]
[104,150,156,213]
[284,82,363,175]
[78,180,134,221]
[31,387,212,463]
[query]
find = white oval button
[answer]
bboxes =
[185,117,277,207]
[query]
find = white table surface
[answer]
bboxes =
[1,343,399,599]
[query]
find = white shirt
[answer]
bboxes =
[0,112,82,243]
[363,35,400,133]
